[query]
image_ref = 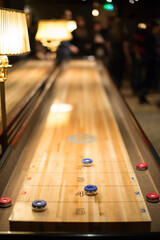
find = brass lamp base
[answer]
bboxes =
[0,55,11,153]
[0,55,12,81]
[41,40,60,59]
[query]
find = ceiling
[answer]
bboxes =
[24,0,160,3]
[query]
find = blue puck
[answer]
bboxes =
[84,185,98,195]
[32,200,47,211]
[82,158,93,166]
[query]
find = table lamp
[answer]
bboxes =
[0,8,30,152]
[35,19,76,55]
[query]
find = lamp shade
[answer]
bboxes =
[67,20,77,32]
[0,8,30,55]
[35,20,74,43]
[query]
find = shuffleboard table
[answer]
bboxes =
[0,58,54,131]
[0,59,160,236]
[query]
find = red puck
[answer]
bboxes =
[136,163,148,171]
[0,197,12,208]
[146,193,159,203]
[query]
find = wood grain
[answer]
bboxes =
[9,60,151,232]
[0,59,53,130]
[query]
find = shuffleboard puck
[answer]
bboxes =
[32,200,47,211]
[82,158,93,167]
[146,193,159,203]
[84,185,98,196]
[0,197,12,208]
[136,163,148,171]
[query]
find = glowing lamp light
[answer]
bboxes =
[92,9,99,17]
[50,103,73,113]
[103,4,114,11]
[138,23,147,29]
[0,8,30,55]
[0,8,30,152]
[36,20,73,42]
[35,20,74,52]
[67,20,77,32]
[106,0,112,2]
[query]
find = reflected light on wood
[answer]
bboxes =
[50,103,73,113]
[45,103,73,127]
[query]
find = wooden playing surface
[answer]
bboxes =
[0,59,53,130]
[9,60,151,232]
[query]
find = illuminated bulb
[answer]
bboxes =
[92,9,99,17]
[67,21,77,32]
[50,103,73,113]
[129,0,134,4]
[138,23,147,29]
[106,0,112,2]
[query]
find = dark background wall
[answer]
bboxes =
[2,0,160,27]
[119,0,160,21]
[24,2,93,29]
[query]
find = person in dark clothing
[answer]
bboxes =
[70,16,92,57]
[130,27,146,95]
[108,17,127,89]
[56,9,73,61]
[26,10,52,60]
[144,21,160,89]
[139,20,160,103]
[91,20,109,64]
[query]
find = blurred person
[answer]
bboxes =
[91,20,109,64]
[130,26,146,95]
[56,9,73,62]
[27,12,38,58]
[106,16,115,38]
[139,20,160,103]
[35,42,52,60]
[63,9,72,21]
[70,16,92,57]
[26,10,52,60]
[155,20,160,91]
[144,20,160,89]
[108,17,128,88]
[123,13,138,43]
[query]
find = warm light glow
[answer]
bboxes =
[35,20,74,52]
[35,20,73,42]
[129,0,134,4]
[92,9,99,17]
[50,103,73,113]
[106,0,112,2]
[67,20,77,32]
[0,8,30,55]
[47,103,73,127]
[138,23,147,29]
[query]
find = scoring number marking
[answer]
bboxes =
[77,177,85,182]
[75,191,85,197]
[135,191,140,195]
[140,208,146,213]
[76,208,85,215]
[67,134,96,144]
